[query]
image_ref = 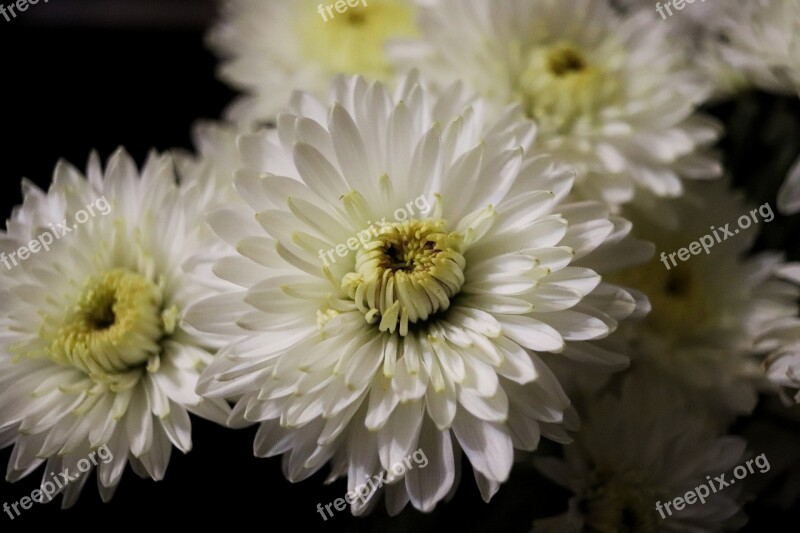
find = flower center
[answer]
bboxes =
[299,0,418,80]
[548,46,588,76]
[341,219,465,336]
[582,475,659,533]
[514,42,621,134]
[608,258,714,339]
[345,9,367,26]
[48,269,174,376]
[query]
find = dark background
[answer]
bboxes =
[0,1,798,530]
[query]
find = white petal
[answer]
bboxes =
[451,411,513,483]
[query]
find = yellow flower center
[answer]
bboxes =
[514,42,621,134]
[548,46,588,76]
[299,0,418,80]
[341,219,465,336]
[608,257,714,338]
[47,269,175,377]
[582,475,659,533]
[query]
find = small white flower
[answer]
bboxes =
[716,0,800,96]
[390,0,722,209]
[175,121,245,209]
[616,0,725,28]
[615,0,749,100]
[186,74,647,514]
[607,180,800,421]
[778,154,800,216]
[209,0,419,127]
[0,150,230,506]
[535,370,748,532]
[761,262,800,403]
[717,0,800,219]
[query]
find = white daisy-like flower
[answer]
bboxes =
[615,0,724,28]
[186,73,646,514]
[0,150,230,506]
[390,0,722,210]
[778,154,800,216]
[760,263,800,403]
[607,180,800,421]
[764,327,800,404]
[174,121,245,209]
[535,370,748,533]
[716,0,800,96]
[614,0,749,101]
[209,0,419,127]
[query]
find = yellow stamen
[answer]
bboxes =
[341,219,465,336]
[48,269,168,377]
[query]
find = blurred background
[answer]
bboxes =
[0,1,798,530]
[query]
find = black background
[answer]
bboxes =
[0,1,798,530]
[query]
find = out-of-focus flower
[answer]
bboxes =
[761,262,800,403]
[209,0,419,127]
[391,0,722,210]
[174,121,244,210]
[716,0,800,96]
[607,180,800,422]
[777,154,800,216]
[615,0,749,101]
[535,370,748,532]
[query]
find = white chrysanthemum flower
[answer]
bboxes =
[535,371,748,532]
[716,0,800,96]
[614,0,749,101]
[607,180,800,420]
[209,0,419,127]
[616,0,724,27]
[0,150,230,506]
[760,263,800,403]
[187,73,646,514]
[390,0,722,210]
[174,121,244,209]
[778,154,800,216]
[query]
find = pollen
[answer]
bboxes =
[341,219,465,336]
[48,269,168,376]
[514,41,621,134]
